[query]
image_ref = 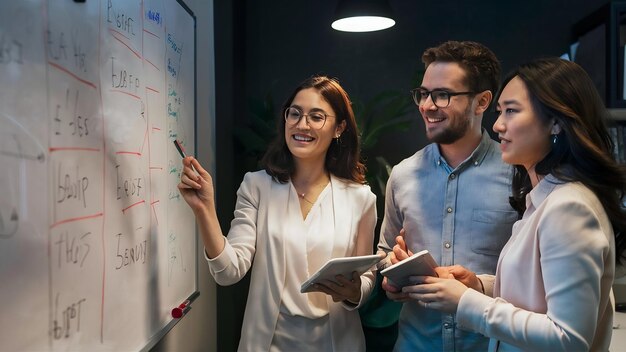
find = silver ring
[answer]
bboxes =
[423,301,429,308]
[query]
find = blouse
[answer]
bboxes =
[457,175,615,351]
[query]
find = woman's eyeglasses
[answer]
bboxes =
[284,107,333,130]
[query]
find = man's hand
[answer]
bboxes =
[391,228,413,264]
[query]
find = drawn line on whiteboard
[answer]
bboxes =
[109,29,142,60]
[50,212,103,229]
[140,128,149,155]
[176,41,184,85]
[149,166,163,170]
[49,147,101,152]
[109,27,130,41]
[0,150,45,161]
[151,201,159,226]
[143,28,160,39]
[146,86,160,94]
[48,61,97,89]
[115,151,142,156]
[0,112,46,162]
[122,200,145,214]
[141,1,145,69]
[145,58,160,72]
[109,89,141,100]
[152,126,162,131]
[0,208,19,238]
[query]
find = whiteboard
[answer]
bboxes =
[0,0,198,350]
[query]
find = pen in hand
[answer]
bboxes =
[174,139,202,188]
[174,139,197,172]
[174,139,187,158]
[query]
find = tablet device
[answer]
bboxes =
[300,254,384,293]
[380,250,438,287]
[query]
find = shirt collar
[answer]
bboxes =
[526,174,563,210]
[433,129,493,173]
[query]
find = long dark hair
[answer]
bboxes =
[260,75,366,184]
[500,58,626,257]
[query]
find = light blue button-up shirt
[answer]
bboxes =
[378,131,518,351]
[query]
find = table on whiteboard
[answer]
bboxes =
[0,0,198,350]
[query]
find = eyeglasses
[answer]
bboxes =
[410,88,475,108]
[284,107,333,130]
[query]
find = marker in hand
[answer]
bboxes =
[174,139,187,158]
[171,299,191,319]
[174,139,197,174]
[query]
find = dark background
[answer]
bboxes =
[212,1,611,350]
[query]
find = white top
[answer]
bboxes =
[457,176,615,351]
[280,181,333,318]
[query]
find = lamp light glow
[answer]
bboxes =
[331,16,395,32]
[331,0,396,33]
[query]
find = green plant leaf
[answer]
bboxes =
[361,118,413,150]
[375,156,393,179]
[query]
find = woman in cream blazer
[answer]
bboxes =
[179,76,379,351]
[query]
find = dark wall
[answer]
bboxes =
[242,0,609,165]
[213,1,609,351]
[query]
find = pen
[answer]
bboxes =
[174,139,198,174]
[173,139,186,158]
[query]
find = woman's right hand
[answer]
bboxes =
[435,265,482,292]
[177,156,215,213]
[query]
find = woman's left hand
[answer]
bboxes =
[314,271,362,303]
[401,274,469,314]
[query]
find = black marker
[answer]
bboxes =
[174,139,197,173]
[173,139,186,158]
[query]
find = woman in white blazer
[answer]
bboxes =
[399,58,626,351]
[178,76,379,351]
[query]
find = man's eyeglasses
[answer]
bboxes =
[284,107,333,130]
[410,88,475,109]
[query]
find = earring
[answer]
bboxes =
[551,134,558,145]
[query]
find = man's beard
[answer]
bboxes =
[427,105,472,145]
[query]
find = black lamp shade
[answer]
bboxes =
[334,0,393,19]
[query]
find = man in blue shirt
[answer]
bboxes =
[378,40,518,351]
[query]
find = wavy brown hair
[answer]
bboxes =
[422,40,501,101]
[499,58,626,258]
[261,75,366,184]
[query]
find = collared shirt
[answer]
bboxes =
[378,131,518,351]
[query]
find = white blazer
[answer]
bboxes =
[207,170,377,351]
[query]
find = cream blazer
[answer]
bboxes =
[207,171,377,352]
[458,176,614,351]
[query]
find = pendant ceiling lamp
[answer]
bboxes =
[331,0,396,33]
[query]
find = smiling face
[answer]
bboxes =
[418,62,476,144]
[493,76,555,172]
[284,87,346,164]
